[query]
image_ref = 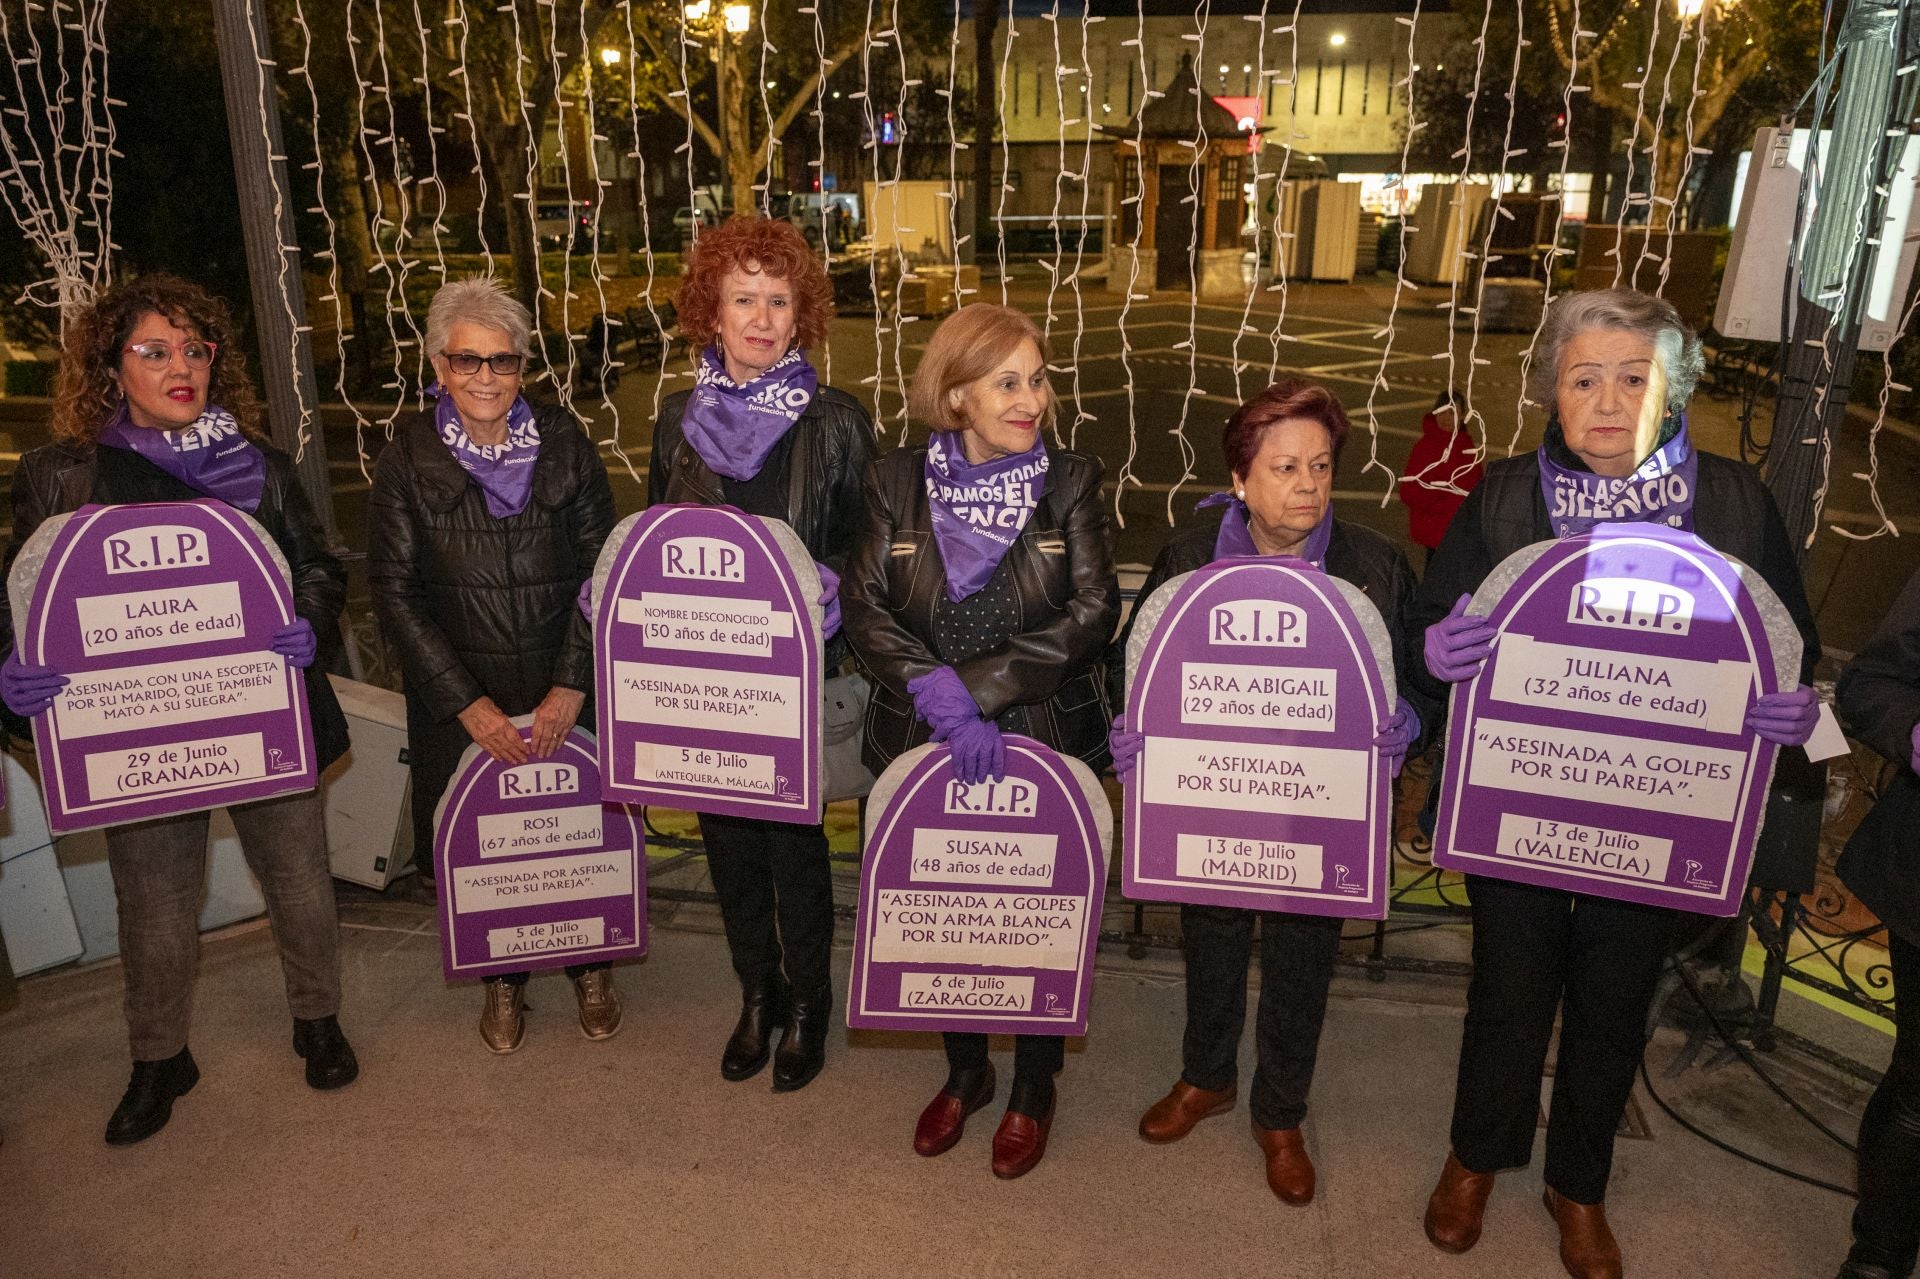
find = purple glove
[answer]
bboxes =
[576,578,593,622]
[1910,721,1920,775]
[270,618,318,669]
[815,561,841,641]
[1373,698,1419,779]
[1425,594,1498,684]
[908,666,981,740]
[0,649,67,718]
[1109,712,1145,781]
[946,715,1007,785]
[1745,685,1820,747]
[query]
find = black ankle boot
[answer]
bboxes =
[105,1047,199,1146]
[721,980,786,1082]
[292,1015,360,1090]
[771,988,832,1093]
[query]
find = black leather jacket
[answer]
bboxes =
[1835,568,1920,945]
[367,403,614,725]
[842,442,1120,773]
[3,436,351,771]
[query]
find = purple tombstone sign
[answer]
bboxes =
[592,504,823,823]
[7,501,316,835]
[435,720,646,980]
[1433,524,1800,915]
[847,736,1113,1037]
[1122,559,1396,919]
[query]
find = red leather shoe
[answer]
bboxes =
[1251,1123,1316,1205]
[913,1066,996,1158]
[1423,1151,1497,1253]
[1543,1187,1624,1279]
[990,1096,1056,1180]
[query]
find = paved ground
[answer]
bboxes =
[0,881,1872,1279]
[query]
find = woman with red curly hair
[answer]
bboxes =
[1,274,358,1146]
[646,214,875,1092]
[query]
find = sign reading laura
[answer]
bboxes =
[1123,559,1397,919]
[435,720,646,979]
[1433,524,1800,915]
[847,736,1113,1037]
[7,501,316,835]
[591,504,823,822]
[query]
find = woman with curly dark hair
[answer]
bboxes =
[0,274,357,1146]
[642,214,875,1092]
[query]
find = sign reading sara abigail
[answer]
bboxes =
[1124,559,1397,919]
[435,720,646,979]
[1434,524,1801,916]
[8,501,316,835]
[592,505,823,822]
[847,737,1113,1038]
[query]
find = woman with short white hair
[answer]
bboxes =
[1410,288,1823,1279]
[369,276,620,1054]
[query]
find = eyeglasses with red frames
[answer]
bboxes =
[124,339,219,371]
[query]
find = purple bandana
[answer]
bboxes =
[1198,492,1333,568]
[682,345,818,481]
[924,431,1050,602]
[1537,416,1697,539]
[98,405,267,513]
[430,382,541,519]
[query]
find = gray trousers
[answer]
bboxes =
[105,788,342,1061]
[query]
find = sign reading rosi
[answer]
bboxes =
[1122,559,1398,918]
[435,721,645,979]
[848,737,1113,1037]
[7,501,316,834]
[1433,525,1800,915]
[591,504,823,822]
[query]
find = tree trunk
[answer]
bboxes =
[724,37,756,220]
[480,122,545,329]
[329,149,377,389]
[972,5,999,256]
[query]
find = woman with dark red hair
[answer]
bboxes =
[1108,378,1437,1204]
[645,215,876,1092]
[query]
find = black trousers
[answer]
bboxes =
[698,810,835,998]
[497,962,607,986]
[1450,874,1677,1204]
[943,1032,1064,1090]
[1180,903,1345,1131]
[1849,930,1920,1275]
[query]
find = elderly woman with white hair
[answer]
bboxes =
[1408,288,1822,1279]
[369,277,619,1053]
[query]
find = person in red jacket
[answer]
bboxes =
[1398,391,1483,557]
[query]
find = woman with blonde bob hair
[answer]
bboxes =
[842,303,1119,1179]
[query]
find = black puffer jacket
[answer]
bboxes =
[3,436,351,770]
[368,403,614,722]
[1108,505,1440,746]
[1835,567,1920,945]
[842,442,1121,773]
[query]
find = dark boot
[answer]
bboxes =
[104,1048,199,1147]
[771,988,831,1093]
[292,1015,360,1090]
[721,979,786,1082]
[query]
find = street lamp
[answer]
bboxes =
[1675,0,1707,15]
[1329,32,1348,47]
[599,47,622,66]
[683,1,711,20]
[723,3,751,33]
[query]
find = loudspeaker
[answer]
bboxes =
[322,676,416,889]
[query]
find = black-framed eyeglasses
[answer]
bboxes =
[124,339,218,371]
[443,351,526,377]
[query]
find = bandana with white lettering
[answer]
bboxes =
[1198,492,1332,569]
[924,431,1050,602]
[682,345,817,481]
[97,404,267,514]
[1537,414,1696,539]
[429,382,541,519]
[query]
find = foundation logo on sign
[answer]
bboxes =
[1208,598,1308,648]
[1566,577,1695,637]
[103,526,211,575]
[661,536,745,583]
[497,761,580,799]
[944,777,1038,817]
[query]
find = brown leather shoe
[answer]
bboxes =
[573,969,622,1041]
[479,978,525,1055]
[1251,1123,1316,1205]
[913,1066,996,1158]
[1543,1187,1624,1279]
[1138,1080,1236,1143]
[990,1096,1056,1180]
[1423,1151,1497,1253]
